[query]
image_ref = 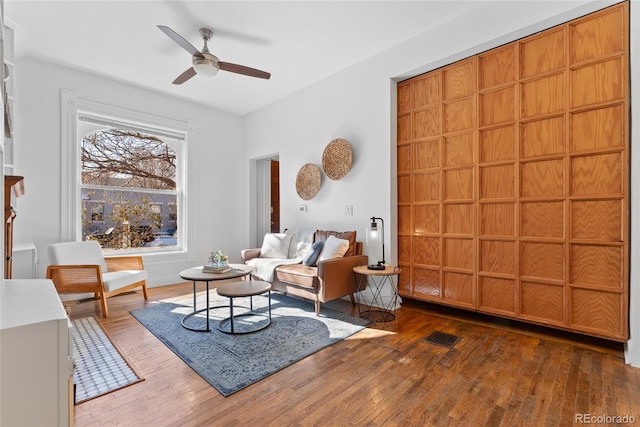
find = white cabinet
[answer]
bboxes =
[11,243,38,279]
[0,279,74,426]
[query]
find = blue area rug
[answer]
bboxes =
[130,292,370,396]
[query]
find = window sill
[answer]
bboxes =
[104,248,188,265]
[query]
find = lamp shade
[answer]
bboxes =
[193,59,219,77]
[365,226,382,245]
[365,216,386,270]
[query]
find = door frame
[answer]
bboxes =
[249,154,279,248]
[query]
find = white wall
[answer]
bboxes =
[243,0,639,365]
[13,57,245,286]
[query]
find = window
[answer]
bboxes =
[61,91,190,258]
[79,117,182,253]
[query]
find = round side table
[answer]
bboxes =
[353,265,401,322]
[216,280,272,334]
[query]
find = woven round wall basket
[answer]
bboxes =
[322,138,352,181]
[295,163,322,200]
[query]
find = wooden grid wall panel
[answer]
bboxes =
[396,2,629,340]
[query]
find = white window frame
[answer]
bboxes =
[61,89,194,261]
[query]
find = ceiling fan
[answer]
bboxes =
[157,25,271,84]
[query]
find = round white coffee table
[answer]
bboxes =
[216,280,272,334]
[179,264,254,332]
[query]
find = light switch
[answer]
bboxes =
[345,205,353,216]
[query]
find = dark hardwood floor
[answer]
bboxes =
[70,282,640,426]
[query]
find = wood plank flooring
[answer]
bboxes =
[70,282,640,426]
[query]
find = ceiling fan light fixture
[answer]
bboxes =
[193,58,219,77]
[159,25,270,84]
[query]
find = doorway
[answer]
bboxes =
[251,155,280,247]
[270,160,280,233]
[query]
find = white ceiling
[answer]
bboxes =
[4,1,485,116]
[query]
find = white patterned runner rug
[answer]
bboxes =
[72,317,144,403]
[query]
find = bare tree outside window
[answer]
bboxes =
[81,128,179,251]
[82,129,176,189]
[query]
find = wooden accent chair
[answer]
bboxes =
[46,241,148,317]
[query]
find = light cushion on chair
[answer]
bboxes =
[102,270,148,293]
[315,230,357,257]
[317,235,350,262]
[285,229,315,258]
[48,240,109,272]
[260,233,293,259]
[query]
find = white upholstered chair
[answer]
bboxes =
[46,240,148,317]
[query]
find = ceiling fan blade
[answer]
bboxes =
[172,67,197,85]
[157,25,204,58]
[219,62,271,79]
